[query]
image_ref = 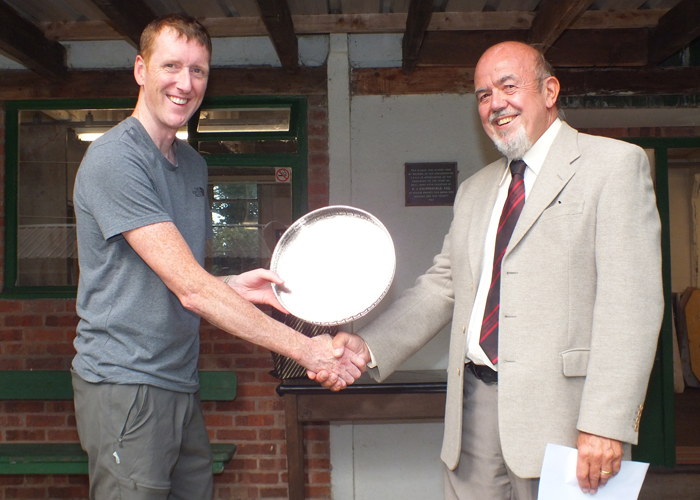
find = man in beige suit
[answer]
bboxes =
[312,41,664,499]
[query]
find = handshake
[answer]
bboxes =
[305,332,372,392]
[229,268,373,392]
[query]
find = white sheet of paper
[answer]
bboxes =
[538,444,649,500]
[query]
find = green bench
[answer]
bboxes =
[0,370,237,475]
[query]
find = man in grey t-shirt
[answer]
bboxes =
[72,15,365,500]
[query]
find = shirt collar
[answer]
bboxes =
[498,118,562,186]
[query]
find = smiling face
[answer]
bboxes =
[474,42,559,160]
[133,27,210,146]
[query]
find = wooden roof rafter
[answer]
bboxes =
[89,0,158,49]
[528,0,596,51]
[0,0,67,83]
[402,0,435,74]
[256,0,300,73]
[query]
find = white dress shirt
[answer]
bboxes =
[466,118,562,369]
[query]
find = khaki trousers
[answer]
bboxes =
[444,367,539,500]
[72,371,213,500]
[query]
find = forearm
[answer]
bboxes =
[123,222,314,366]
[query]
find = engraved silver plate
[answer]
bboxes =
[271,206,395,325]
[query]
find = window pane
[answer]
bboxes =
[198,139,297,155]
[207,167,292,276]
[16,108,131,286]
[197,107,291,133]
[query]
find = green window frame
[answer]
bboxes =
[2,96,307,298]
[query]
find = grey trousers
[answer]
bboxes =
[444,367,539,500]
[72,371,213,500]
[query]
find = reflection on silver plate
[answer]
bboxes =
[271,206,395,325]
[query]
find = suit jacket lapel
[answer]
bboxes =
[508,122,580,251]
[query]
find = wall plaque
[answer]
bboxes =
[405,162,457,207]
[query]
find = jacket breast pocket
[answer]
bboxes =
[561,348,590,377]
[540,201,584,222]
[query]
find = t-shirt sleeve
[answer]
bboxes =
[75,142,172,241]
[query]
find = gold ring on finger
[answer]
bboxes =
[601,470,612,475]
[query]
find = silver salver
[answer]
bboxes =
[270,206,396,325]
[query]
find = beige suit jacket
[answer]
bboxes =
[358,122,664,478]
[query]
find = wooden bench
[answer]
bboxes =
[0,370,238,475]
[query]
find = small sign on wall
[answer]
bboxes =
[405,162,458,207]
[275,167,291,183]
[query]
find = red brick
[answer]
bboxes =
[307,95,327,106]
[0,358,23,369]
[45,315,80,327]
[26,358,69,370]
[309,471,331,483]
[228,458,258,470]
[214,428,257,441]
[221,485,259,499]
[47,486,90,498]
[25,301,69,313]
[259,458,287,470]
[307,442,330,455]
[26,415,66,427]
[4,314,43,327]
[235,414,275,427]
[260,486,288,498]
[0,415,22,427]
[256,399,285,412]
[25,329,67,342]
[46,343,77,356]
[6,430,45,441]
[308,152,329,167]
[46,401,74,413]
[0,476,24,486]
[204,414,233,427]
[4,401,44,413]
[306,485,331,498]
[216,399,254,412]
[238,384,276,398]
[48,429,80,441]
[0,301,23,313]
[5,487,48,498]
[0,329,23,341]
[239,472,280,485]
[258,428,285,441]
[304,426,329,440]
[308,109,327,123]
[307,458,330,469]
[308,137,328,151]
[308,123,328,137]
[236,443,278,456]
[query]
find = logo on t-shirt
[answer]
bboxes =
[191,187,205,197]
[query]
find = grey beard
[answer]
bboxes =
[492,122,532,161]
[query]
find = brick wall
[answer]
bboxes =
[0,95,332,499]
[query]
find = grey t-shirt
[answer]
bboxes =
[72,117,212,393]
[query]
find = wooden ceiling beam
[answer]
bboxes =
[528,0,595,51]
[0,66,326,100]
[417,29,649,67]
[402,0,434,74]
[556,66,700,95]
[648,0,700,66]
[255,0,299,72]
[89,0,157,49]
[38,10,668,40]
[0,0,67,82]
[351,65,700,96]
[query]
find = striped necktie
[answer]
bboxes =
[479,159,527,364]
